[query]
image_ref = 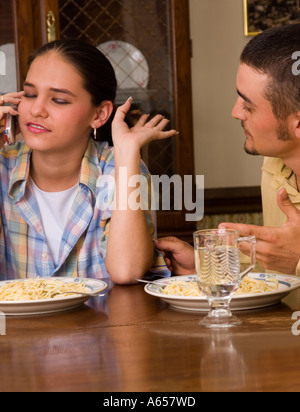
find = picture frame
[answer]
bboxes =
[243,0,300,37]
[243,0,261,36]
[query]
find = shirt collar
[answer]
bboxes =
[9,142,31,201]
[9,139,101,201]
[79,139,101,196]
[262,156,300,202]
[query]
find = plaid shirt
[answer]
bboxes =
[0,139,168,280]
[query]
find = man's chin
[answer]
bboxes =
[244,143,260,156]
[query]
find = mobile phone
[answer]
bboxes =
[4,114,16,145]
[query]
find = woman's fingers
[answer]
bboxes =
[134,114,150,127]
[0,106,19,121]
[113,98,178,147]
[0,91,24,107]
[114,97,132,120]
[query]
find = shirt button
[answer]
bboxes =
[42,252,48,259]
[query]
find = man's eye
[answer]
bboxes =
[242,103,252,113]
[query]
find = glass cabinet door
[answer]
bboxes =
[0,0,17,94]
[59,0,177,176]
[58,0,195,239]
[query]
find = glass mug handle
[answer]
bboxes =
[237,236,256,279]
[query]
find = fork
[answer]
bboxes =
[136,279,167,286]
[51,291,106,298]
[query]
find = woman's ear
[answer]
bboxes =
[91,100,114,129]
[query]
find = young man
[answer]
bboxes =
[156,23,300,276]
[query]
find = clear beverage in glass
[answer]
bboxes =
[194,229,256,328]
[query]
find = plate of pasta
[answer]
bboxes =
[144,273,300,312]
[0,277,107,315]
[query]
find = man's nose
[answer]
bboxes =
[232,97,247,121]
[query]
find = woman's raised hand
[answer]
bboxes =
[112,97,178,153]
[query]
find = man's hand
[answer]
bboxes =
[219,188,300,274]
[155,237,195,275]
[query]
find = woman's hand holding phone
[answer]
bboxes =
[0,92,24,147]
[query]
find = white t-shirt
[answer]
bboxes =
[30,179,78,266]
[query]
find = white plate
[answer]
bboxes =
[0,277,107,316]
[97,40,149,89]
[144,273,300,312]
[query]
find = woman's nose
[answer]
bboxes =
[30,97,48,118]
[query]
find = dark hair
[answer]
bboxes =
[28,39,118,144]
[241,23,300,120]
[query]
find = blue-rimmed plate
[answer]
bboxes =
[0,277,107,316]
[144,273,300,312]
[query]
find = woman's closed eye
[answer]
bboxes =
[23,93,36,99]
[23,94,70,105]
[51,98,71,105]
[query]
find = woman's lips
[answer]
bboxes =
[26,122,51,134]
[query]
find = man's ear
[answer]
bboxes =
[91,100,114,129]
[294,112,300,139]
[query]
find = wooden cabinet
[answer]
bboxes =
[4,0,196,241]
[6,0,60,90]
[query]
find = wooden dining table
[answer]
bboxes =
[1,277,300,393]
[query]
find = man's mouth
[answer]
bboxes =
[241,122,252,138]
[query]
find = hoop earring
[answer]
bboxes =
[94,128,97,140]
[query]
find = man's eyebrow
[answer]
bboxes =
[237,89,256,106]
[23,81,76,97]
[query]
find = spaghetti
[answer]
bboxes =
[162,275,279,297]
[0,278,87,301]
[235,275,279,295]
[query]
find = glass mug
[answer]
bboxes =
[194,229,256,328]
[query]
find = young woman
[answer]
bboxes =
[0,39,177,284]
